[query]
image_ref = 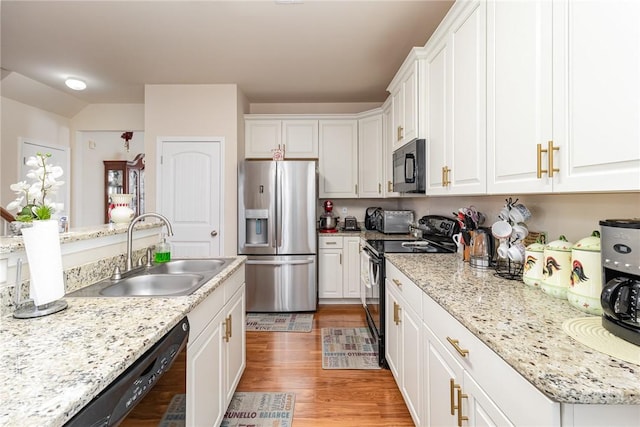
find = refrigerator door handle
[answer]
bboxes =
[246,258,315,266]
[276,164,283,249]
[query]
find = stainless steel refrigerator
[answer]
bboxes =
[238,160,317,312]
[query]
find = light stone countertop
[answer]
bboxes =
[0,256,246,427]
[385,253,640,405]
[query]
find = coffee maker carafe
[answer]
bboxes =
[599,219,640,346]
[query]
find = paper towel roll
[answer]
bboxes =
[21,220,65,306]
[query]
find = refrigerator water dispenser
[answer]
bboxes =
[245,209,269,245]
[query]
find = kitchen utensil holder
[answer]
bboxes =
[494,258,523,280]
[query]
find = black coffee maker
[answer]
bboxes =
[599,219,640,346]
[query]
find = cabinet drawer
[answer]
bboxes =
[224,267,245,304]
[422,293,559,426]
[319,236,343,249]
[189,284,225,343]
[385,261,422,315]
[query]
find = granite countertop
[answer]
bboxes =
[0,256,246,427]
[318,227,414,240]
[385,253,639,405]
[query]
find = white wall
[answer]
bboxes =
[0,97,71,210]
[144,84,245,256]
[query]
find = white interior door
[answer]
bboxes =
[159,139,222,257]
[20,139,70,218]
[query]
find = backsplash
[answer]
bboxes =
[1,248,146,317]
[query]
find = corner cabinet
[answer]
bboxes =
[245,118,319,159]
[103,153,145,223]
[486,0,640,193]
[318,120,359,198]
[186,267,246,427]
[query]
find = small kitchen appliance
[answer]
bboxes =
[319,200,339,233]
[361,215,458,367]
[392,138,426,193]
[599,219,640,346]
[343,216,360,231]
[378,209,414,234]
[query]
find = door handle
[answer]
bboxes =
[246,258,314,266]
[211,230,218,237]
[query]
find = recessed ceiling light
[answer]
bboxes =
[65,78,86,91]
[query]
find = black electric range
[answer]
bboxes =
[361,215,458,368]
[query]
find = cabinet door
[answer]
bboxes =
[448,0,486,195]
[186,310,225,427]
[318,248,343,298]
[382,100,401,197]
[224,285,246,405]
[552,0,640,192]
[486,0,553,194]
[342,237,361,298]
[282,120,318,158]
[401,304,422,426]
[423,324,463,427]
[402,64,418,144]
[245,120,281,158]
[391,88,404,151]
[425,36,449,194]
[385,285,401,380]
[358,114,383,198]
[318,120,358,198]
[463,371,514,427]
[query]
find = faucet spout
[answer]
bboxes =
[126,213,174,271]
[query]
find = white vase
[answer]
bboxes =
[110,194,134,224]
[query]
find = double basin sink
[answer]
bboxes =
[67,258,233,298]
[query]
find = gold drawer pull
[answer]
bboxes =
[392,278,402,289]
[393,302,401,325]
[547,140,559,177]
[450,379,459,415]
[446,337,469,357]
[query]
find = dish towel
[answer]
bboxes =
[21,220,65,306]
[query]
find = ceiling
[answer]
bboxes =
[1,0,454,116]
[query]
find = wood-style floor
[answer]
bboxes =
[122,304,414,426]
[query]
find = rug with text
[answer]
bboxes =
[158,391,295,427]
[246,312,314,332]
[321,327,381,369]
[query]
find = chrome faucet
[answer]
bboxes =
[126,213,174,271]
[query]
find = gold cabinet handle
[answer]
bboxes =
[450,379,459,415]
[223,316,230,342]
[442,166,451,187]
[355,184,358,194]
[547,140,559,177]
[325,241,337,245]
[378,183,382,194]
[392,278,402,289]
[388,181,393,192]
[340,253,342,265]
[397,126,404,141]
[228,314,232,339]
[393,301,401,325]
[457,387,468,427]
[446,337,469,357]
[537,143,547,178]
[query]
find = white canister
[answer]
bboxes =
[567,231,602,315]
[541,235,574,299]
[523,241,545,287]
[110,193,134,224]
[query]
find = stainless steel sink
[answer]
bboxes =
[99,274,204,297]
[66,258,234,297]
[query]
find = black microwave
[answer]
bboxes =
[393,138,426,193]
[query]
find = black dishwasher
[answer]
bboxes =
[65,317,189,427]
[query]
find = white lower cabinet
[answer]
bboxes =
[385,262,423,426]
[186,267,246,426]
[318,235,360,300]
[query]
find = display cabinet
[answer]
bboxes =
[103,153,145,223]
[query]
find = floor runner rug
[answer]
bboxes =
[246,312,314,332]
[321,327,381,369]
[158,391,295,427]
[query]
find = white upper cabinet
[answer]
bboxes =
[245,117,318,159]
[382,98,401,197]
[487,0,640,193]
[389,52,421,150]
[425,0,487,195]
[318,119,359,198]
[486,0,553,194]
[358,113,384,198]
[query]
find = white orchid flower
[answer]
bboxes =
[9,181,30,193]
[6,198,24,211]
[25,156,39,168]
[49,166,64,179]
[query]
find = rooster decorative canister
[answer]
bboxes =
[541,235,574,299]
[567,231,602,314]
[523,240,545,287]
